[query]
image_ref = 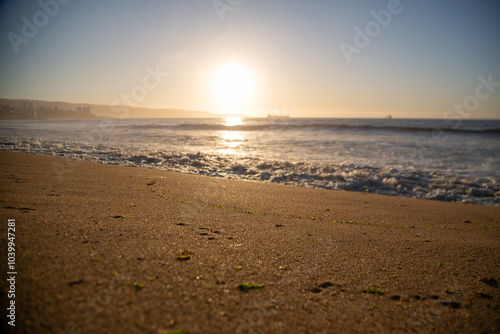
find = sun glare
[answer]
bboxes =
[210,63,257,107]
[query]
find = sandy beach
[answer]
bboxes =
[1,150,499,333]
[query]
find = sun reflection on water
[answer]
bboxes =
[219,116,245,155]
[224,116,243,127]
[222,131,244,143]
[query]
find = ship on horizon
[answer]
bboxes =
[266,114,290,118]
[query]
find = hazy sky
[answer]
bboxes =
[1,0,499,118]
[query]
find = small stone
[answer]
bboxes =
[177,250,191,261]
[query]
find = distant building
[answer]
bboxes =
[22,101,33,111]
[0,101,95,120]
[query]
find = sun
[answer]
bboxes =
[210,63,257,107]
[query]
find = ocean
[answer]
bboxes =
[1,117,499,206]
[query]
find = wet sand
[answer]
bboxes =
[0,150,499,333]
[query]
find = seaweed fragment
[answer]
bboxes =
[68,279,84,287]
[177,250,191,261]
[238,282,264,292]
[366,287,385,295]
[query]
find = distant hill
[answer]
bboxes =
[0,98,220,119]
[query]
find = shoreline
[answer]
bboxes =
[0,150,499,333]
[0,148,498,207]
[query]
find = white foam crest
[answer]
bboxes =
[1,137,498,206]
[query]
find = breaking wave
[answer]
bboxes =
[123,121,500,135]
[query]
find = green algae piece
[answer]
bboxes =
[367,287,385,295]
[238,282,264,291]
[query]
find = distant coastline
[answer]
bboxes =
[0,98,219,119]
